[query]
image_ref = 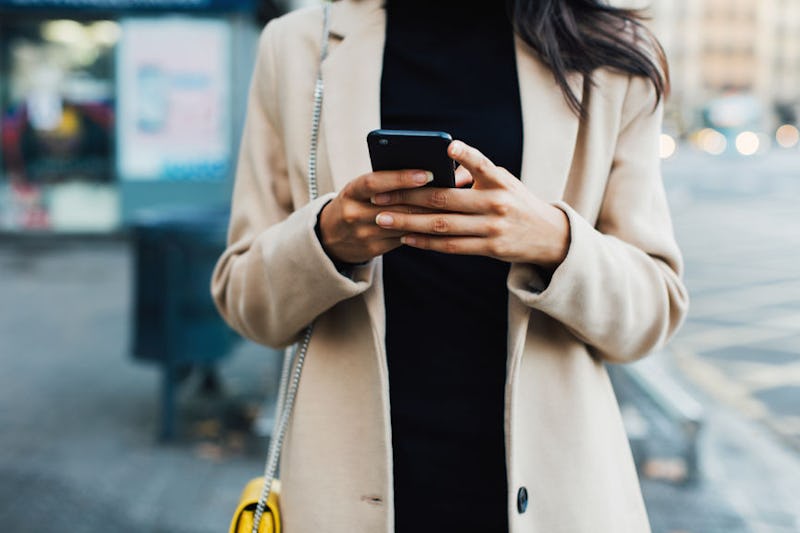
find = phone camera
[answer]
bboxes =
[378,138,389,146]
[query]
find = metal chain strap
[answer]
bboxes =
[251,3,331,532]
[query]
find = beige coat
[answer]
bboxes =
[212,1,689,531]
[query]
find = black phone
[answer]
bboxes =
[367,129,456,188]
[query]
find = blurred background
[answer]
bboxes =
[1,0,799,532]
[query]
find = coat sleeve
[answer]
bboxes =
[211,21,375,348]
[508,75,689,364]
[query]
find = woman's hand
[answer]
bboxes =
[370,141,571,269]
[318,169,437,264]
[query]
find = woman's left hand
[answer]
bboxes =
[370,140,571,270]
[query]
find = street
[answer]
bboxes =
[1,148,799,532]
[652,148,800,532]
[666,151,800,452]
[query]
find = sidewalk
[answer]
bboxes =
[1,237,798,532]
[617,348,800,533]
[0,241,279,533]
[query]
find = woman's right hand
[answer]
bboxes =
[318,169,435,264]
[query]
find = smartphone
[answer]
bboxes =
[367,129,456,188]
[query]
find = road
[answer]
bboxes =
[664,149,800,452]
[655,148,800,532]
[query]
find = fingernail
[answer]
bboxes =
[413,171,434,185]
[401,236,417,245]
[450,142,463,156]
[371,193,391,205]
[376,213,394,226]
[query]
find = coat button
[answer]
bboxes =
[517,487,529,514]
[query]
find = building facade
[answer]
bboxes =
[641,0,800,134]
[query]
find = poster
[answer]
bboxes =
[116,18,231,181]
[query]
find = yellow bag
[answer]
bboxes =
[228,4,329,531]
[228,478,281,533]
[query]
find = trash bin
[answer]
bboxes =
[130,206,239,440]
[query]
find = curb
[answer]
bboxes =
[610,349,706,485]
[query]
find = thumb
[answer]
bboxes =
[448,140,504,188]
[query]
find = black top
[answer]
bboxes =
[380,1,523,531]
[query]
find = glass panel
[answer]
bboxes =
[0,18,119,231]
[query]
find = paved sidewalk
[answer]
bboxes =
[621,348,800,533]
[0,242,281,533]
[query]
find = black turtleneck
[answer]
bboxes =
[381,1,522,532]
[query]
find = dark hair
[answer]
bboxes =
[509,0,669,117]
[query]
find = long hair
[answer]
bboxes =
[509,0,669,117]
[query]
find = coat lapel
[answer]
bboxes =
[515,35,583,202]
[322,0,386,192]
[321,0,388,351]
[508,36,583,364]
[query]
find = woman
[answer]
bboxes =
[212,0,689,532]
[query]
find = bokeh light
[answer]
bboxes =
[42,20,85,45]
[88,21,121,47]
[735,131,760,156]
[660,133,677,159]
[776,125,800,149]
[697,128,727,155]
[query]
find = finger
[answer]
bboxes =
[399,235,489,256]
[455,166,474,188]
[349,170,434,200]
[448,141,504,187]
[375,212,491,237]
[341,202,436,227]
[370,237,404,257]
[371,187,489,214]
[370,227,407,239]
[389,205,439,215]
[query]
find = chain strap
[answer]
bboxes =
[251,3,331,532]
